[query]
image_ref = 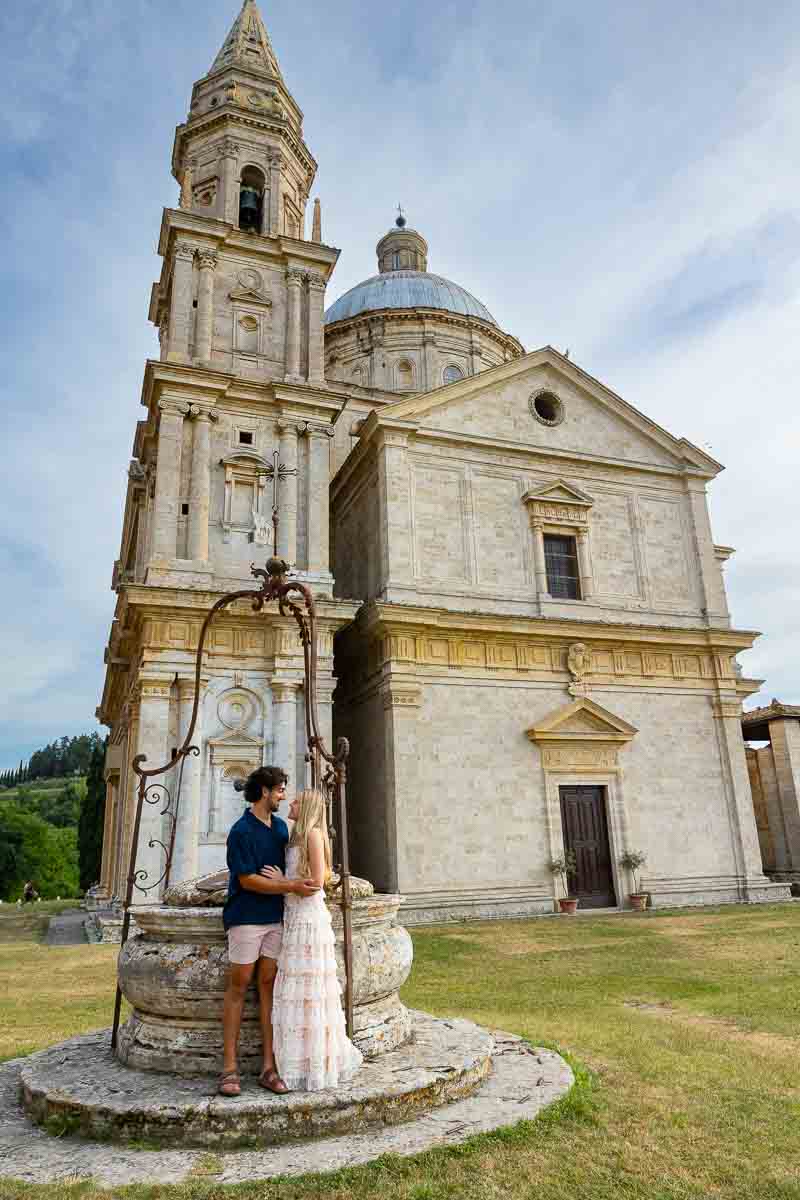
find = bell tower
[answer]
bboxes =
[149,0,337,383]
[97,3,354,901]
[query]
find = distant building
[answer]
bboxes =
[97,1,792,918]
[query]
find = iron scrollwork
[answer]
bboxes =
[111,558,355,1049]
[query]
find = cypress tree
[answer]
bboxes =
[78,739,107,892]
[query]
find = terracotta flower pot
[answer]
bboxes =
[558,897,579,915]
[629,893,648,911]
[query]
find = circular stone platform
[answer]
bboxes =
[3,1026,573,1188]
[21,1012,492,1149]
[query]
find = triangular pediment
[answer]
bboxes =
[229,288,272,307]
[376,347,721,476]
[208,730,264,748]
[527,697,638,744]
[522,479,595,508]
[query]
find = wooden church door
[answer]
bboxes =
[559,786,617,908]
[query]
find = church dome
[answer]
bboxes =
[325,270,498,327]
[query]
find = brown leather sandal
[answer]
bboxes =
[259,1066,289,1094]
[218,1069,241,1097]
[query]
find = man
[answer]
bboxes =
[219,765,319,1097]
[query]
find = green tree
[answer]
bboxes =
[0,800,80,900]
[78,740,107,892]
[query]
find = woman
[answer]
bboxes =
[262,789,363,1092]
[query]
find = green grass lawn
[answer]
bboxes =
[2,903,800,1199]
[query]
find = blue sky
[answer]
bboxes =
[1,0,799,769]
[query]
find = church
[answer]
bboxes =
[96,0,792,921]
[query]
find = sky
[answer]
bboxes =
[1,0,799,770]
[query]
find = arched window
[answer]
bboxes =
[239,165,266,233]
[396,360,414,391]
[443,364,465,385]
[392,251,402,270]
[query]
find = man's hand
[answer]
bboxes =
[293,879,320,897]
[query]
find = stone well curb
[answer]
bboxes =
[1,1026,573,1187]
[20,1013,491,1149]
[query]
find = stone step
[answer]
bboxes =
[45,911,88,947]
[20,1012,493,1150]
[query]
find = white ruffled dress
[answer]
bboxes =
[272,845,363,1092]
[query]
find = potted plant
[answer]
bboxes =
[620,850,648,911]
[549,851,579,914]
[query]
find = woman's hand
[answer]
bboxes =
[260,865,284,880]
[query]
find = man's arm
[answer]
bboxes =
[238,873,318,897]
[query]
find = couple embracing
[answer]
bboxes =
[219,765,362,1097]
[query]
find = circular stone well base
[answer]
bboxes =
[21,1012,492,1150]
[5,1029,573,1187]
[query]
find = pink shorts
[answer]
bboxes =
[227,923,283,965]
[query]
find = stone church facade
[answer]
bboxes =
[97,0,792,917]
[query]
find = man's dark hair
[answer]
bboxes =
[243,765,287,805]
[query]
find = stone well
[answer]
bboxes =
[117,876,413,1076]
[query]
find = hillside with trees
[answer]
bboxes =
[0,736,107,901]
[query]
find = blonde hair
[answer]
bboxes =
[290,789,332,883]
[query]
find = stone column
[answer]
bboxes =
[150,399,188,565]
[194,250,218,364]
[376,429,413,591]
[272,681,300,815]
[576,529,594,599]
[531,518,549,596]
[307,272,326,385]
[187,408,216,563]
[132,679,173,904]
[167,242,195,363]
[769,718,800,872]
[171,676,206,885]
[277,419,299,565]
[221,139,240,225]
[305,425,332,576]
[713,697,775,894]
[285,269,304,381]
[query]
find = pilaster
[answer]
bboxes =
[194,250,218,364]
[305,423,333,578]
[172,676,207,885]
[149,398,189,568]
[271,680,301,817]
[186,406,217,564]
[376,429,414,591]
[285,268,304,382]
[307,272,326,385]
[277,419,300,565]
[133,678,173,903]
[167,242,195,363]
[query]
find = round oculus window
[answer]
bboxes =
[530,390,564,427]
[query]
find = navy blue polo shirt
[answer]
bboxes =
[223,808,289,931]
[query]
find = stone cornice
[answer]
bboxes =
[156,209,339,278]
[352,600,760,653]
[172,104,315,179]
[325,305,524,357]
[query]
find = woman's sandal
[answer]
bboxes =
[259,1066,289,1094]
[218,1069,241,1097]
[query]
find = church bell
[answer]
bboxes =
[239,186,262,231]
